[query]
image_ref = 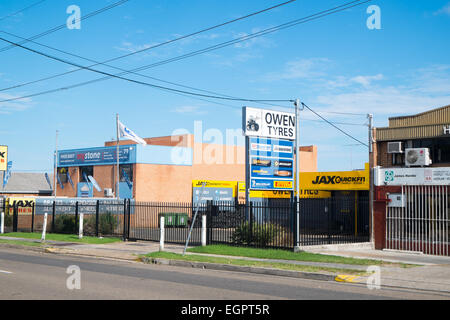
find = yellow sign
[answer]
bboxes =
[300,163,370,191]
[0,145,7,171]
[6,197,36,215]
[274,181,293,189]
[238,182,331,199]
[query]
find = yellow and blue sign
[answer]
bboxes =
[0,145,7,171]
[249,137,294,191]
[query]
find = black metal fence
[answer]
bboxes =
[1,197,370,249]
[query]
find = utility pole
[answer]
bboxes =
[116,113,120,200]
[367,114,374,246]
[294,99,301,252]
[54,130,58,201]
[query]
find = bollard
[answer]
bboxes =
[201,215,207,247]
[79,213,84,239]
[41,213,48,242]
[0,212,4,234]
[160,216,165,251]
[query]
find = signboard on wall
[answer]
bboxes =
[375,167,450,186]
[300,163,370,191]
[58,145,136,167]
[242,107,296,140]
[249,137,294,191]
[0,145,7,171]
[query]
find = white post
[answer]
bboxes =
[41,213,48,242]
[294,99,301,252]
[201,215,207,247]
[160,216,165,251]
[79,213,84,239]
[1,212,4,234]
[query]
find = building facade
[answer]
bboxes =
[55,134,318,203]
[374,104,450,167]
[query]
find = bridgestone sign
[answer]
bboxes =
[242,107,296,140]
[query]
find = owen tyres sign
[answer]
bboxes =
[242,107,296,140]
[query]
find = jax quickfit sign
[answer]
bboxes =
[243,107,296,140]
[0,145,7,171]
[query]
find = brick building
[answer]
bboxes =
[55,134,318,202]
[374,104,450,168]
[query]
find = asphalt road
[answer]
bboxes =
[0,247,448,301]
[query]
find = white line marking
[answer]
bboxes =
[0,270,13,274]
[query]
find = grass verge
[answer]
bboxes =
[187,245,416,268]
[1,232,121,244]
[141,251,369,276]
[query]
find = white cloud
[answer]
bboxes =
[264,58,331,81]
[350,74,384,87]
[172,105,207,115]
[0,93,32,114]
[434,3,450,16]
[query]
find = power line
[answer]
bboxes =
[0,0,370,104]
[0,36,293,103]
[301,102,368,147]
[0,0,298,93]
[0,0,131,53]
[0,0,47,22]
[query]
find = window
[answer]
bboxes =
[120,164,133,183]
[79,166,94,182]
[392,153,404,165]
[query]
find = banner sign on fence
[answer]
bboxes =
[192,180,235,206]
[249,137,294,191]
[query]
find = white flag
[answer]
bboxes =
[118,120,147,146]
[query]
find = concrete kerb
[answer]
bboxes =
[141,257,336,282]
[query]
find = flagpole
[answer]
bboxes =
[116,114,120,200]
[54,130,58,201]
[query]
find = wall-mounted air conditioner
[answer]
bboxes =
[405,148,432,167]
[104,188,114,198]
[387,142,403,153]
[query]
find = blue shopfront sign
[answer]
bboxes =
[58,145,136,167]
[249,137,294,191]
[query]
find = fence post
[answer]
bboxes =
[95,200,99,237]
[123,199,127,241]
[75,201,79,234]
[1,211,4,234]
[31,202,35,233]
[127,199,131,240]
[202,214,207,247]
[293,198,297,248]
[79,212,84,239]
[41,213,48,242]
[160,216,165,251]
[51,201,56,233]
[249,202,253,245]
[13,203,18,232]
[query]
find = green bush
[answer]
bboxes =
[4,214,13,227]
[232,221,279,247]
[54,214,78,234]
[83,212,118,236]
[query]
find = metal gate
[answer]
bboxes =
[386,185,449,256]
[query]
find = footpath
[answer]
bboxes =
[1,236,449,295]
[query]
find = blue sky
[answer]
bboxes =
[0,0,449,173]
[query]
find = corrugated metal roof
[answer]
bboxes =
[376,105,450,141]
[0,172,53,194]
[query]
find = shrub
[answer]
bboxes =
[4,214,13,227]
[231,221,279,247]
[83,212,118,236]
[54,214,78,234]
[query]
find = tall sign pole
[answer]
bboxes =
[294,99,301,252]
[116,114,120,200]
[54,130,58,201]
[368,113,374,245]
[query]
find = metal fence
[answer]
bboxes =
[1,196,370,249]
[386,185,449,256]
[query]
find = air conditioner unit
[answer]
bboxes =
[104,188,114,198]
[387,142,403,153]
[405,148,432,167]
